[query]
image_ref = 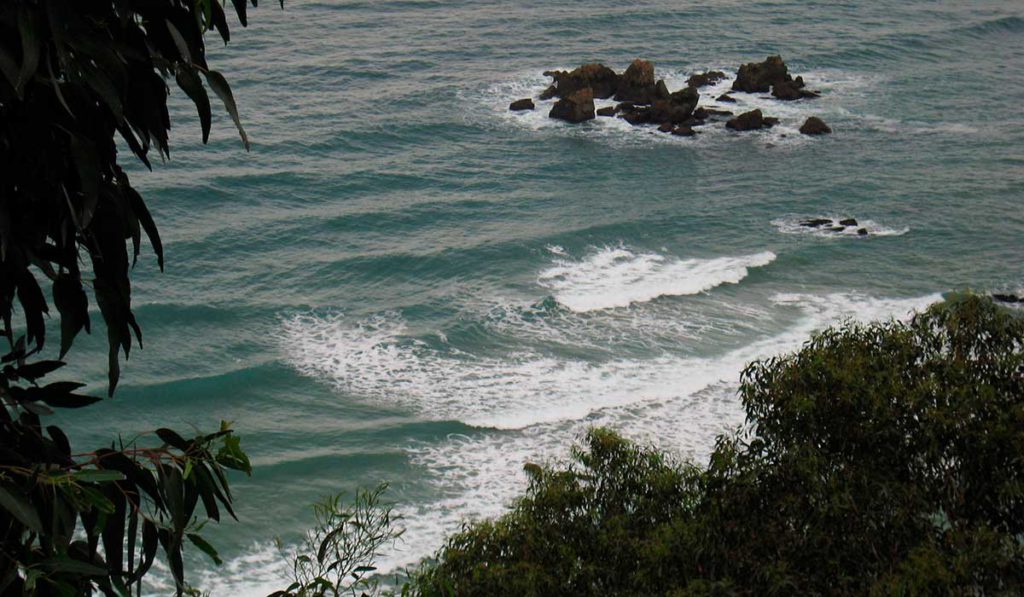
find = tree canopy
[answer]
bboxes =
[413,295,1024,596]
[0,0,271,594]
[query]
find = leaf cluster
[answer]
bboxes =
[412,295,1024,596]
[0,0,272,594]
[0,0,261,394]
[271,483,404,597]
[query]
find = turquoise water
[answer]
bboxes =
[56,0,1024,593]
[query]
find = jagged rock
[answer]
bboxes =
[801,218,833,227]
[857,228,869,236]
[687,71,726,88]
[800,116,832,135]
[539,84,558,100]
[615,59,657,103]
[671,126,696,136]
[619,107,651,125]
[616,101,635,112]
[619,86,699,126]
[772,80,820,100]
[544,63,620,99]
[655,79,671,100]
[839,218,858,226]
[549,87,596,123]
[651,87,699,124]
[726,109,767,131]
[509,98,535,111]
[717,93,737,103]
[670,87,700,105]
[596,106,618,117]
[732,55,792,93]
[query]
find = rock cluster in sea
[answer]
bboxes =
[509,55,831,136]
[800,217,868,236]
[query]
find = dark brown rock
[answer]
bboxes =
[732,55,791,93]
[830,226,846,232]
[763,117,780,127]
[839,218,858,226]
[658,122,674,133]
[615,59,657,103]
[704,108,734,117]
[596,106,618,117]
[671,126,696,137]
[857,228,869,236]
[545,63,620,99]
[539,84,558,100]
[509,98,535,111]
[549,87,596,123]
[799,116,832,135]
[619,107,652,125]
[615,102,635,112]
[801,218,833,227]
[655,79,671,100]
[772,80,821,101]
[726,109,769,131]
[717,93,737,103]
[687,71,727,88]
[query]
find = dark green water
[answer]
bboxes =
[50,0,1024,592]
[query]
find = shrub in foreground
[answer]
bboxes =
[413,295,1024,595]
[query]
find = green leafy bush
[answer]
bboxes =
[413,295,1024,596]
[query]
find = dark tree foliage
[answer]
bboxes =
[414,295,1024,596]
[0,0,272,594]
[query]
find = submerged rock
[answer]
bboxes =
[993,293,1023,303]
[732,55,792,93]
[799,116,832,135]
[671,125,696,136]
[717,93,737,103]
[615,59,657,103]
[801,218,833,227]
[545,63,620,99]
[857,228,869,236]
[549,87,596,123]
[687,71,727,88]
[839,218,858,226]
[509,98,535,111]
[596,106,618,117]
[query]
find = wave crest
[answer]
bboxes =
[538,247,776,312]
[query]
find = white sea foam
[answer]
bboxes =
[772,215,910,238]
[537,246,776,312]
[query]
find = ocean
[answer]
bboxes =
[55,0,1024,593]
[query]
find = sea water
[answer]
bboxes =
[54,0,1024,593]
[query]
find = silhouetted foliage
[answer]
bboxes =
[413,295,1024,595]
[0,0,272,593]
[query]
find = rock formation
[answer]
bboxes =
[509,98,535,111]
[615,59,657,103]
[799,117,832,135]
[732,55,792,93]
[687,71,726,88]
[549,87,596,123]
